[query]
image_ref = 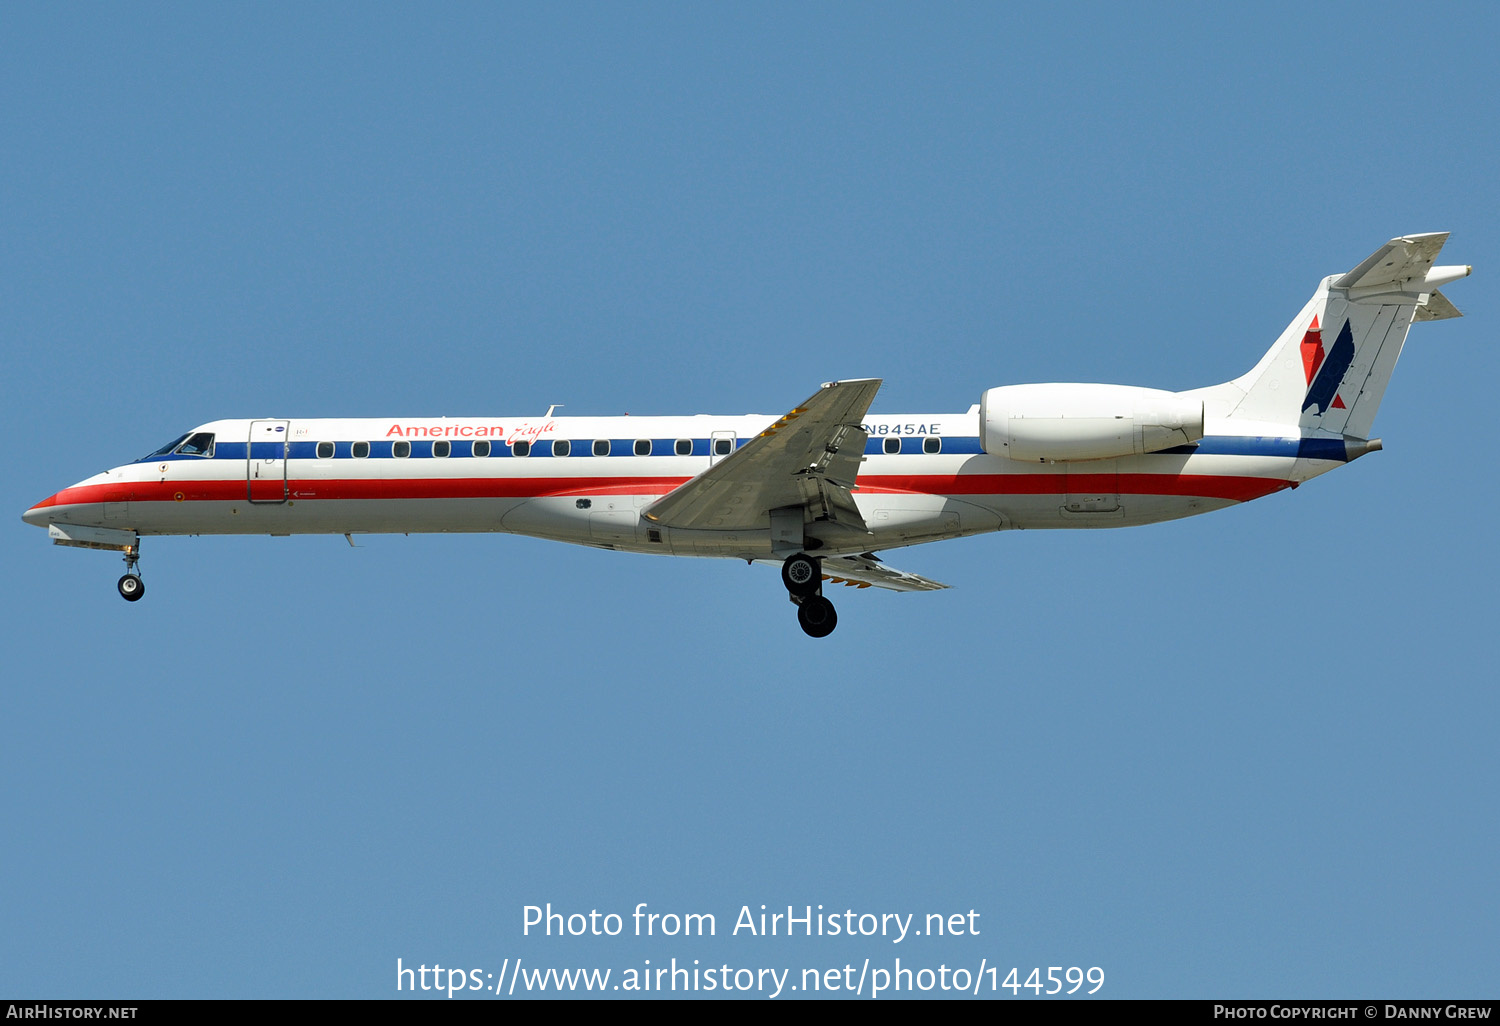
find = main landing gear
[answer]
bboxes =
[117,543,145,602]
[782,552,836,638]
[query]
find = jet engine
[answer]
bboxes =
[979,384,1204,462]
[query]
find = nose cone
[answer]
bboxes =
[25,470,114,527]
[22,496,57,527]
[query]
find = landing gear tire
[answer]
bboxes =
[118,574,145,602]
[781,553,821,597]
[797,595,837,638]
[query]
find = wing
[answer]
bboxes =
[641,378,880,536]
[817,552,950,592]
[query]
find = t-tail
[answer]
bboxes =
[1191,233,1470,446]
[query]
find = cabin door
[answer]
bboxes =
[247,420,290,504]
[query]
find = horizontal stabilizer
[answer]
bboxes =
[1414,289,1463,321]
[1334,232,1451,290]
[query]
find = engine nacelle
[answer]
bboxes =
[979,384,1204,462]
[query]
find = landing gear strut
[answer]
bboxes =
[783,552,836,637]
[117,543,144,602]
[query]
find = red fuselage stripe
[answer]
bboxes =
[858,473,1289,501]
[33,471,1289,509]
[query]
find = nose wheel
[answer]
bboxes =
[782,553,836,637]
[117,544,145,602]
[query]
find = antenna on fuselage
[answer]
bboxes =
[545,404,563,418]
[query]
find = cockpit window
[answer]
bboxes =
[145,434,191,459]
[175,432,215,457]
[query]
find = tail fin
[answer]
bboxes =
[1195,233,1470,437]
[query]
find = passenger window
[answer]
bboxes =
[714,438,734,456]
[883,437,901,455]
[433,440,451,458]
[675,439,692,456]
[923,437,941,454]
[512,440,530,457]
[352,441,370,458]
[553,439,571,457]
[316,441,334,459]
[175,432,216,457]
[634,439,651,456]
[593,439,610,457]
[473,440,491,458]
[393,441,411,458]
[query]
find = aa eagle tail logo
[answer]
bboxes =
[1300,315,1352,415]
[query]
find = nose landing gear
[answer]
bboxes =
[117,544,144,602]
[783,553,836,637]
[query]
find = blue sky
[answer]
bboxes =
[3,2,1496,999]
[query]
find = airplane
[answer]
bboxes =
[23,233,1470,637]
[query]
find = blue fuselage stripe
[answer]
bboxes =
[136,433,1350,464]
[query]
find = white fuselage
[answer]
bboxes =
[24,410,1346,560]
[21,233,1462,633]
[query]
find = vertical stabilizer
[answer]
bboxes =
[1195,233,1468,436]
